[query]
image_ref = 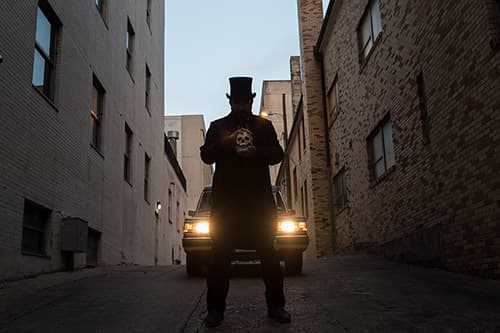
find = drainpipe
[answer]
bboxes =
[314,48,336,253]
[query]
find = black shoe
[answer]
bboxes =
[268,307,291,323]
[205,309,224,327]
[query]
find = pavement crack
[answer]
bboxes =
[180,287,206,333]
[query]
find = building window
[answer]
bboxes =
[300,186,305,217]
[126,19,135,77]
[292,167,298,201]
[367,116,395,180]
[176,201,180,232]
[32,2,60,100]
[303,180,308,218]
[124,124,133,183]
[91,75,105,152]
[145,65,152,113]
[327,76,339,127]
[495,0,500,32]
[416,72,431,145]
[95,0,106,20]
[22,200,51,256]
[333,168,348,212]
[147,0,152,31]
[298,120,303,161]
[168,189,173,224]
[301,116,306,151]
[358,0,382,63]
[144,154,151,202]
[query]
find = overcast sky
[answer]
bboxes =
[164,1,329,127]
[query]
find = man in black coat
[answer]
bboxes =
[200,77,291,327]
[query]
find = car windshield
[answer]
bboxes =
[196,191,212,213]
[196,189,287,213]
[274,191,287,212]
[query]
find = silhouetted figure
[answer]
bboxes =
[200,77,291,327]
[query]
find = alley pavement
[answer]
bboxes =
[1,254,500,332]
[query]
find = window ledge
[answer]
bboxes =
[90,144,105,159]
[32,85,59,113]
[22,251,51,260]
[369,165,396,188]
[359,31,384,74]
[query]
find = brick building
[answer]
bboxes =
[0,0,186,280]
[293,0,500,277]
[164,115,213,212]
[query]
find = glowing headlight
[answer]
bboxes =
[194,222,210,234]
[277,221,308,233]
[278,221,297,232]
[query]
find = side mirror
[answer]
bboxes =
[288,209,296,215]
[188,210,196,217]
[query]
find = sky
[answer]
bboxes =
[164,1,330,127]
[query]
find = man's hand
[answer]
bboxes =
[223,129,241,147]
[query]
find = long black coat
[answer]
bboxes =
[200,113,284,246]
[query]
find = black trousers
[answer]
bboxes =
[206,238,285,312]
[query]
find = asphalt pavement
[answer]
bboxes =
[1,255,500,332]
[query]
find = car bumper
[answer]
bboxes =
[182,233,309,253]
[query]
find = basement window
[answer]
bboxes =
[22,199,51,256]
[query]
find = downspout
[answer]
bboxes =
[314,48,336,253]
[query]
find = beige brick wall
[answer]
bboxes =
[318,0,500,277]
[0,0,186,280]
[258,81,293,184]
[297,0,334,257]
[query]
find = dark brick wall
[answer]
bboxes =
[318,0,500,277]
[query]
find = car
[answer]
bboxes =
[182,185,309,276]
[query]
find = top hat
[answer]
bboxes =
[226,76,257,100]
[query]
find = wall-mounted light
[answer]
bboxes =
[155,201,162,216]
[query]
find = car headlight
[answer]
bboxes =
[195,222,210,234]
[277,220,307,233]
[184,221,210,234]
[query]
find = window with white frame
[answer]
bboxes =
[358,0,382,63]
[367,116,395,180]
[32,2,60,99]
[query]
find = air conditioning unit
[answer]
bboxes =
[61,217,88,252]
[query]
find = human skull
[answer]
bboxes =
[235,130,253,148]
